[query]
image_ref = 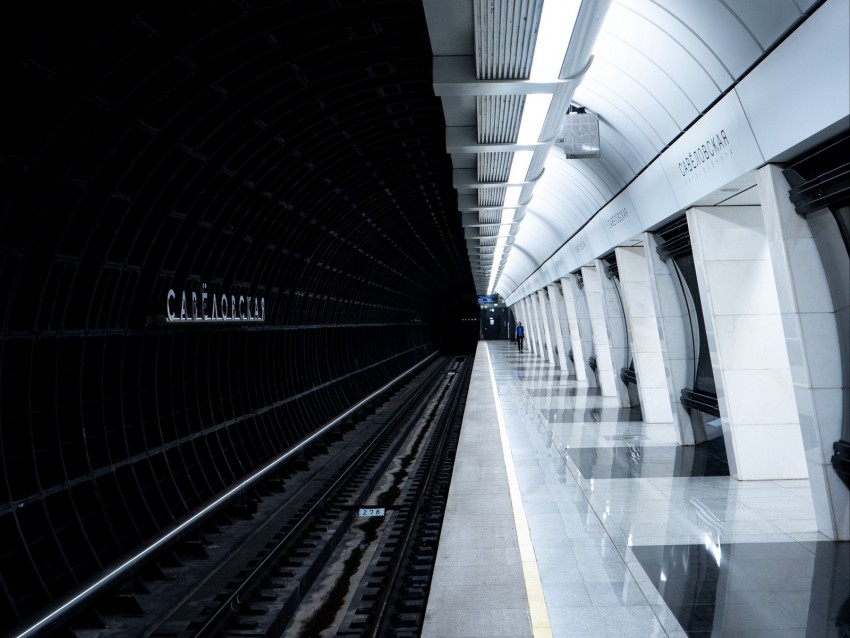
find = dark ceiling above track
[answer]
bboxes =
[1,0,473,333]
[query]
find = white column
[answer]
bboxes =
[687,204,807,480]
[560,277,587,384]
[555,281,578,377]
[537,289,556,364]
[561,277,596,386]
[530,291,548,360]
[599,259,632,405]
[644,233,696,444]
[615,246,676,425]
[758,164,849,540]
[582,264,626,402]
[523,293,540,354]
[547,283,569,371]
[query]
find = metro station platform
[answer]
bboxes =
[422,341,848,638]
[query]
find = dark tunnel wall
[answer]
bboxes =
[0,0,477,628]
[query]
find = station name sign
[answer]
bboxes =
[606,207,629,229]
[677,129,732,184]
[166,283,266,323]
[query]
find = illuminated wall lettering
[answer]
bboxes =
[166,283,266,323]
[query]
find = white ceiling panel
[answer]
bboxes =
[530,158,617,229]
[576,74,668,157]
[590,33,699,129]
[593,120,645,183]
[569,155,624,198]
[610,0,734,90]
[654,0,764,77]
[519,211,567,251]
[721,0,806,50]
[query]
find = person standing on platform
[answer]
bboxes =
[516,322,525,352]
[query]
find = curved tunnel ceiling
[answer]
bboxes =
[505,0,823,294]
[3,1,472,319]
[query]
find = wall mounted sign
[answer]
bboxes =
[676,128,731,184]
[598,190,642,246]
[166,283,266,323]
[570,230,591,265]
[606,206,630,229]
[660,91,763,209]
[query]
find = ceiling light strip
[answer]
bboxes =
[487,0,584,294]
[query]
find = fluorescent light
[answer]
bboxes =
[517,94,553,143]
[530,0,581,80]
[487,243,506,293]
[503,187,521,209]
[508,151,534,183]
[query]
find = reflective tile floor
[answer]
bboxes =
[632,541,850,637]
[427,342,848,637]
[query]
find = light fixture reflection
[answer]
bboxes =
[704,533,722,566]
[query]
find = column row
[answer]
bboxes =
[508,165,849,540]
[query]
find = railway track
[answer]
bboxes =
[45,354,469,638]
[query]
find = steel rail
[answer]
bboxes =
[194,357,450,636]
[367,359,469,637]
[12,352,438,638]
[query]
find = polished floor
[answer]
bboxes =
[422,341,848,638]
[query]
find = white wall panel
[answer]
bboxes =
[580,216,610,265]
[569,229,593,267]
[628,160,680,231]
[735,0,850,162]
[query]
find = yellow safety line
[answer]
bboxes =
[485,345,553,638]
